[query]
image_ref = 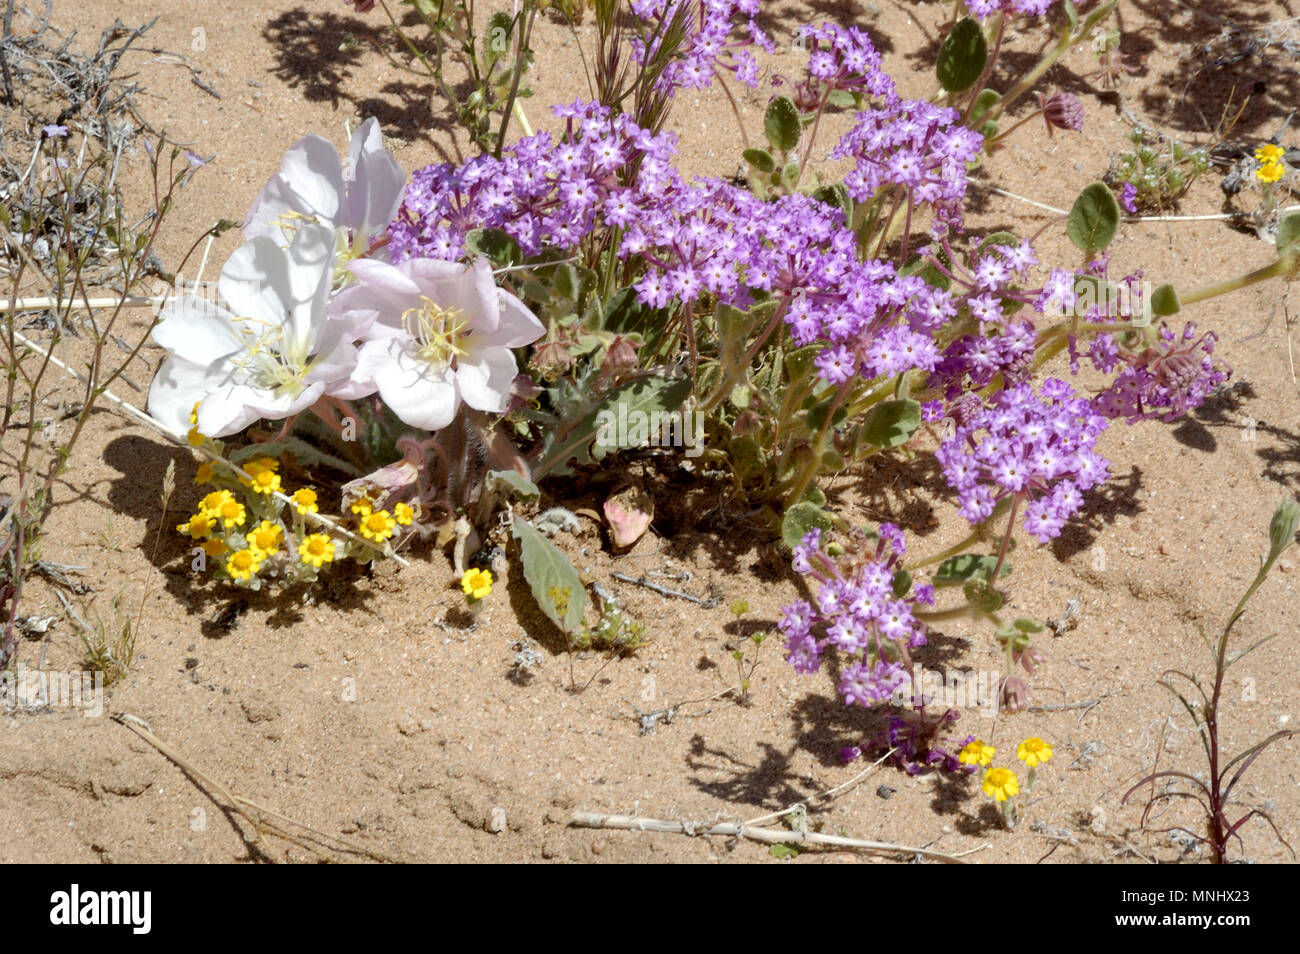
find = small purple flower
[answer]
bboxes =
[43,124,68,139]
[1119,182,1138,214]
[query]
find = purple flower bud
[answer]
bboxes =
[1038,92,1084,136]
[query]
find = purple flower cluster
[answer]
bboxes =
[1088,322,1230,423]
[966,0,1056,17]
[795,22,894,101]
[780,525,934,708]
[387,101,678,261]
[935,379,1110,541]
[874,711,975,775]
[833,99,984,236]
[629,0,770,91]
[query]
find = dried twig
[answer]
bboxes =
[569,810,980,863]
[610,570,719,607]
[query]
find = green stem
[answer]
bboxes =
[1179,258,1292,306]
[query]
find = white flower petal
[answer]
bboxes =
[152,297,248,365]
[366,337,460,431]
[273,134,345,225]
[455,347,517,415]
[147,355,227,438]
[345,119,405,241]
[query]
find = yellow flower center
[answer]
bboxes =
[403,297,469,369]
[228,314,314,397]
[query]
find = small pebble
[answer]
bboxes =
[876,784,896,800]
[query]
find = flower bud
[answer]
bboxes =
[1038,92,1084,137]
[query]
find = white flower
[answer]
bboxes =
[331,256,544,431]
[243,117,404,279]
[148,223,364,438]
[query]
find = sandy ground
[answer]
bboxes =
[3,0,1300,863]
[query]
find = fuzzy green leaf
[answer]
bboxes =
[1067,182,1121,254]
[742,148,776,173]
[513,518,587,634]
[936,18,987,93]
[782,501,832,549]
[764,96,801,154]
[861,399,921,449]
[486,469,540,501]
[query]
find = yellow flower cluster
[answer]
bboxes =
[973,737,1054,805]
[177,457,344,583]
[1256,144,1286,184]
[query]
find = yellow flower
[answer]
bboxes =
[226,548,262,581]
[298,533,335,568]
[291,487,319,515]
[216,496,246,529]
[958,739,996,768]
[1257,161,1285,184]
[177,511,216,539]
[982,767,1019,802]
[358,508,396,542]
[239,458,282,495]
[202,538,228,558]
[350,497,374,516]
[247,520,284,556]
[393,501,414,526]
[194,461,215,484]
[461,568,493,600]
[186,403,206,447]
[1017,737,1054,767]
[200,489,232,516]
[1255,143,1285,164]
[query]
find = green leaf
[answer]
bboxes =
[1269,497,1300,559]
[464,228,521,267]
[769,843,803,859]
[780,162,800,191]
[782,501,832,549]
[1150,283,1181,316]
[811,182,851,222]
[1013,617,1044,633]
[512,518,587,634]
[1277,211,1300,259]
[486,469,540,501]
[538,374,692,475]
[976,230,1021,257]
[934,554,1010,587]
[552,263,581,302]
[970,88,1001,125]
[784,344,824,384]
[861,399,921,449]
[742,148,776,173]
[936,18,987,93]
[484,10,514,64]
[602,285,660,336]
[963,579,1004,613]
[826,89,857,108]
[764,96,801,154]
[1067,182,1121,254]
[802,485,827,508]
[892,569,913,599]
